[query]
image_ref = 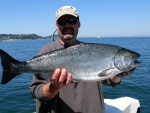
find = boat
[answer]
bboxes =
[33,96,140,113]
[104,96,140,113]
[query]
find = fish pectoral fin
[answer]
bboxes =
[98,68,116,77]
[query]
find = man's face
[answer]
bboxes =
[56,15,80,43]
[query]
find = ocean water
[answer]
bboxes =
[0,37,149,113]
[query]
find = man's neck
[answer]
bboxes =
[58,39,79,48]
[58,38,77,45]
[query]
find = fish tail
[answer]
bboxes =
[0,49,21,84]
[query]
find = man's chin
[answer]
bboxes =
[63,35,74,40]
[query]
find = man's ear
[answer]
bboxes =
[56,23,58,29]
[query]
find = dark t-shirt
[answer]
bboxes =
[30,40,105,113]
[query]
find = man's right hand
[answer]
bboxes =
[43,68,72,99]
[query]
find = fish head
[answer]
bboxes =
[114,48,141,72]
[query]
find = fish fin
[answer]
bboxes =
[98,68,117,77]
[0,49,22,84]
[98,69,110,77]
[1,71,21,84]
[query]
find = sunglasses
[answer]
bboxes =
[57,18,78,26]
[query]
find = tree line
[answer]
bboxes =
[0,34,53,41]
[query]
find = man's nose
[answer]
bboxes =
[64,22,71,27]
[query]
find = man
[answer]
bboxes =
[30,6,123,113]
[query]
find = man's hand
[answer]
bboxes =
[116,68,136,79]
[43,68,72,99]
[109,68,136,86]
[51,68,72,90]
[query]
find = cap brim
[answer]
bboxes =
[56,13,78,21]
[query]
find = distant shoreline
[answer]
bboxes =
[0,34,54,41]
[0,34,149,41]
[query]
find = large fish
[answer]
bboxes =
[0,43,141,84]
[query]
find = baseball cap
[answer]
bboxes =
[56,6,79,21]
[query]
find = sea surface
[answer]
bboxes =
[0,37,149,113]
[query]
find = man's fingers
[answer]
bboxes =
[58,68,67,84]
[65,73,72,85]
[51,68,73,87]
[52,68,61,84]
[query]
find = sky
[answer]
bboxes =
[0,0,150,37]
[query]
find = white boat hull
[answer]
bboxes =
[104,96,140,113]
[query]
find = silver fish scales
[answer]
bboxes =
[0,43,141,84]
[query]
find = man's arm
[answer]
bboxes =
[30,68,72,102]
[42,68,72,99]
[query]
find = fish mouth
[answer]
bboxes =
[127,51,141,70]
[127,60,141,71]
